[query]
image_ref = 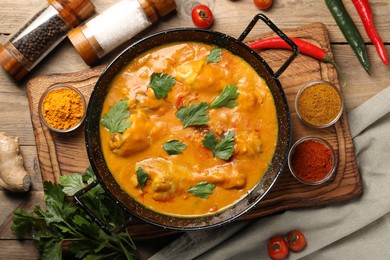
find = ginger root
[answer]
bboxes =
[0,132,31,192]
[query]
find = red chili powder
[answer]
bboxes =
[290,139,333,183]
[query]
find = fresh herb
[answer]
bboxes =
[176,102,210,128]
[163,140,187,155]
[210,84,239,109]
[136,167,149,190]
[59,174,84,196]
[202,131,236,160]
[148,72,176,99]
[101,99,131,134]
[11,167,136,260]
[188,181,216,199]
[207,48,222,63]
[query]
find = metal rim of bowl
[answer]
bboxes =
[295,79,344,128]
[39,84,86,133]
[288,136,338,185]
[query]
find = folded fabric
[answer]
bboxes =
[150,86,390,260]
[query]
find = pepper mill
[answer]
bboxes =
[68,0,176,66]
[0,0,95,80]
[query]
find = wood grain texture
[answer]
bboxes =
[0,0,388,258]
[25,23,362,240]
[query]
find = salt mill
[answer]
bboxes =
[0,0,95,80]
[68,0,177,66]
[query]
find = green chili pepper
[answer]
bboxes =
[325,0,370,75]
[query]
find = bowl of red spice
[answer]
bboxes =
[288,136,337,185]
[39,85,86,133]
[295,80,343,128]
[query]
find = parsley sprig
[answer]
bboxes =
[207,48,222,63]
[101,99,131,134]
[202,131,236,160]
[163,140,187,155]
[136,167,149,190]
[176,102,210,128]
[210,84,239,109]
[148,72,176,99]
[188,181,216,199]
[11,168,136,260]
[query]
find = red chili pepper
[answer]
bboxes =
[248,37,335,64]
[351,0,389,65]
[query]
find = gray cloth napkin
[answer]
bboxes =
[150,86,390,260]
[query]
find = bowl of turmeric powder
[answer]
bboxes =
[39,85,86,133]
[295,80,343,128]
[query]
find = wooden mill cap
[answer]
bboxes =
[48,0,95,27]
[67,25,100,66]
[138,0,176,23]
[0,43,29,81]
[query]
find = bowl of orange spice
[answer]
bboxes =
[39,85,86,133]
[295,80,343,128]
[288,136,337,185]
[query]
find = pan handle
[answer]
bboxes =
[238,14,298,78]
[74,179,133,236]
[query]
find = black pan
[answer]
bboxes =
[75,14,297,235]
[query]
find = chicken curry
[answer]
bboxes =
[100,42,278,217]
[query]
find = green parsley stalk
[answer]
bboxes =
[11,167,137,260]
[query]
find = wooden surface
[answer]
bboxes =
[1,0,389,259]
[26,23,361,240]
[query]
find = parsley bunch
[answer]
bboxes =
[11,168,136,260]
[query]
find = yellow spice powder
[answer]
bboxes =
[297,83,341,126]
[42,88,84,130]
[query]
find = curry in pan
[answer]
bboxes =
[100,42,278,217]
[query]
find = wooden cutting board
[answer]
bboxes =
[26,23,362,240]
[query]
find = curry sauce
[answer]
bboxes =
[100,42,278,217]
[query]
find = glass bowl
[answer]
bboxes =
[39,85,86,133]
[295,80,343,128]
[288,136,337,185]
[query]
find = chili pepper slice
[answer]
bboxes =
[352,0,388,65]
[325,0,370,75]
[249,37,334,64]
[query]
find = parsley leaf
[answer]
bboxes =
[101,99,131,134]
[60,174,84,196]
[207,48,222,63]
[210,84,239,109]
[148,72,176,99]
[188,182,216,199]
[42,241,62,260]
[136,167,149,190]
[176,102,210,128]
[202,131,236,160]
[163,140,187,155]
[202,132,218,151]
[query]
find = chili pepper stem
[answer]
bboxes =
[323,54,346,88]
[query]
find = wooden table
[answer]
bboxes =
[0,0,389,258]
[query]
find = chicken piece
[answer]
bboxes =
[135,158,247,202]
[110,109,153,156]
[135,158,189,201]
[191,63,229,93]
[201,163,246,189]
[236,87,265,112]
[175,60,204,86]
[234,130,263,157]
